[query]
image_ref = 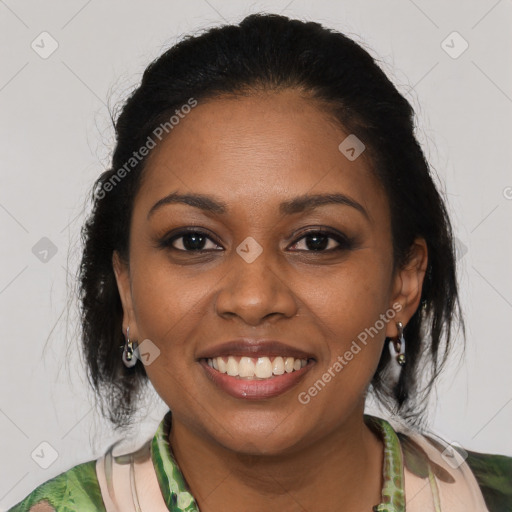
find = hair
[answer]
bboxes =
[79,13,463,430]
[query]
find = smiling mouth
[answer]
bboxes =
[201,355,313,380]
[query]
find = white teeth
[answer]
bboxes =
[254,357,273,378]
[206,355,309,379]
[272,356,285,375]
[239,357,255,378]
[217,357,227,373]
[284,357,295,373]
[226,356,238,376]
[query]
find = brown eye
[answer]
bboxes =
[159,230,223,252]
[289,230,353,252]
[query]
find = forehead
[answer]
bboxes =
[136,89,386,221]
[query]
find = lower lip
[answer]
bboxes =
[199,359,314,400]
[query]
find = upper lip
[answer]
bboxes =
[197,339,316,360]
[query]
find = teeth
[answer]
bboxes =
[284,357,294,373]
[217,357,227,373]
[205,355,309,379]
[272,356,284,375]
[227,356,238,376]
[254,357,273,378]
[239,357,255,378]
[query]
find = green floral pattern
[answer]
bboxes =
[151,413,199,512]
[7,460,106,511]
[7,412,512,511]
[366,416,406,512]
[149,413,406,512]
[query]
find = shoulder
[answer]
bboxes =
[465,449,512,512]
[394,423,512,512]
[7,460,106,512]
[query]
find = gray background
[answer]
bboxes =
[1,0,511,508]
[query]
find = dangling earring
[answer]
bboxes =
[388,321,406,387]
[122,326,138,368]
[389,321,406,367]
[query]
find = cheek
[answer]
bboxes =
[130,245,202,315]
[305,254,393,378]
[128,251,208,364]
[309,252,393,328]
[296,271,391,418]
[130,269,204,408]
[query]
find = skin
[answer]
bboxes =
[113,88,428,511]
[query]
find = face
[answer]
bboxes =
[113,89,426,456]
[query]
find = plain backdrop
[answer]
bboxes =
[1,0,511,509]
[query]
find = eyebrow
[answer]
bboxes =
[147,192,369,220]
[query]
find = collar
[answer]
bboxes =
[150,411,406,512]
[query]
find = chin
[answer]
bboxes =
[206,413,309,457]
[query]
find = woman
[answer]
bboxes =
[8,13,511,512]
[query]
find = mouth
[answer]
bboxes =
[199,355,315,400]
[203,355,311,378]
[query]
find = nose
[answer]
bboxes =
[214,246,298,326]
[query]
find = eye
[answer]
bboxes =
[288,229,353,252]
[159,229,223,252]
[157,227,353,253]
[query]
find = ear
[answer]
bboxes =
[386,237,428,338]
[112,250,140,340]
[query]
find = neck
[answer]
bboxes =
[168,406,384,512]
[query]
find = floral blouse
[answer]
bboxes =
[7,411,512,511]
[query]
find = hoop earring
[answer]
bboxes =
[122,326,138,368]
[388,321,406,367]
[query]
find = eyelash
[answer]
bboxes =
[157,227,354,253]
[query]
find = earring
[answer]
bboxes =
[388,322,408,401]
[122,326,138,368]
[388,321,406,366]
